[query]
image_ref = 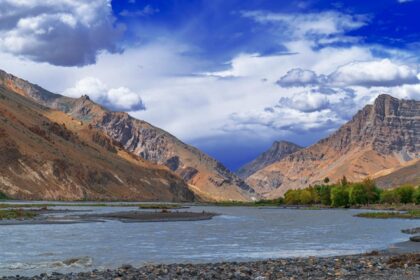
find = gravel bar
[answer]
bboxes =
[1,253,419,280]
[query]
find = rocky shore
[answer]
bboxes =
[1,253,419,280]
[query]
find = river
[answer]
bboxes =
[0,204,418,276]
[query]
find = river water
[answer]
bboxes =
[0,204,418,276]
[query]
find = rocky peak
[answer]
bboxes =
[236,140,302,179]
[317,94,419,159]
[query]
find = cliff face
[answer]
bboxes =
[0,84,194,201]
[236,141,302,179]
[0,70,256,201]
[246,94,420,198]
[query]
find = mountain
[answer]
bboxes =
[0,82,193,201]
[0,70,256,201]
[236,141,302,179]
[246,94,419,198]
[374,160,420,189]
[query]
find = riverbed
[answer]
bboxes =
[0,203,418,276]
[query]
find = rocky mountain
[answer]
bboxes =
[246,94,419,198]
[0,82,193,201]
[236,141,302,179]
[0,70,256,201]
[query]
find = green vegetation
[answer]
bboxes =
[355,209,420,219]
[0,209,38,220]
[213,198,284,207]
[0,192,9,200]
[283,177,419,208]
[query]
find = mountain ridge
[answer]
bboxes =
[0,70,256,201]
[246,94,419,198]
[236,141,302,179]
[0,83,194,201]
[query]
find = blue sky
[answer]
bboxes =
[0,0,419,170]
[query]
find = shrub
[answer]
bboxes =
[331,186,349,207]
[396,185,415,204]
[362,178,380,204]
[299,189,313,204]
[380,189,400,204]
[414,187,420,205]
[0,191,9,200]
[349,184,368,205]
[284,190,301,205]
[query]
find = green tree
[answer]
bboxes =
[331,186,349,207]
[414,187,420,205]
[349,184,368,205]
[315,185,331,205]
[396,185,415,204]
[380,189,400,204]
[362,178,380,204]
[299,189,313,204]
[284,190,301,205]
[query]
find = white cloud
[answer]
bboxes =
[277,68,325,87]
[0,8,418,151]
[64,77,145,112]
[0,0,124,66]
[329,59,419,87]
[276,59,420,88]
[241,10,369,43]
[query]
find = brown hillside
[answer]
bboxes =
[0,85,194,201]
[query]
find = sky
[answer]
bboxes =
[0,0,419,171]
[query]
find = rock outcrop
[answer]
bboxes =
[0,70,256,201]
[246,94,419,198]
[236,141,302,179]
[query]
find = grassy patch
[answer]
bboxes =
[0,209,38,220]
[355,209,420,219]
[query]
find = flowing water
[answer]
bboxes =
[0,204,418,276]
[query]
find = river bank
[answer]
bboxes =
[1,252,418,280]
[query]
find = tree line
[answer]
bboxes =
[283,177,420,207]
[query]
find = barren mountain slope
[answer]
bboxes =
[236,141,302,179]
[0,85,194,201]
[374,159,420,188]
[246,94,419,198]
[0,70,256,201]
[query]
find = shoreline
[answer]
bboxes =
[1,250,418,280]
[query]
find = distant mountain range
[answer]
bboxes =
[243,94,419,198]
[0,70,255,201]
[236,141,302,179]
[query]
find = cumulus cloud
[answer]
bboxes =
[277,68,325,87]
[0,0,124,66]
[227,87,358,135]
[64,77,145,112]
[277,59,420,88]
[328,59,420,87]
